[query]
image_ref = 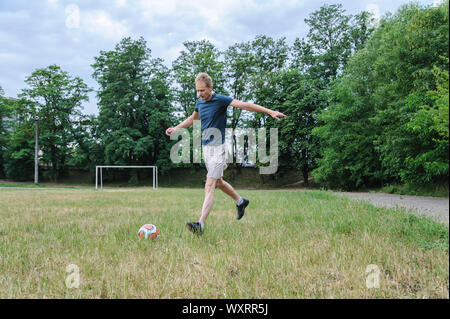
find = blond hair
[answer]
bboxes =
[195,72,213,88]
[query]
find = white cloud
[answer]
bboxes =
[0,9,30,24]
[116,0,127,7]
[2,0,439,116]
[47,0,59,6]
[365,3,381,27]
[139,0,177,16]
[82,10,130,40]
[257,0,304,7]
[65,4,80,29]
[180,0,247,24]
[166,44,186,61]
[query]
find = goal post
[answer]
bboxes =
[95,166,158,190]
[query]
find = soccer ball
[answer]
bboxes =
[137,224,160,240]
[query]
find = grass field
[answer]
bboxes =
[0,187,448,298]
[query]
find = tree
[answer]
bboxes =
[92,37,174,181]
[172,40,226,119]
[0,87,14,178]
[2,98,36,181]
[312,1,449,189]
[223,41,256,168]
[67,114,105,179]
[300,4,351,84]
[310,24,384,190]
[17,65,91,182]
[292,4,374,86]
[370,2,449,187]
[224,41,255,130]
[245,35,289,181]
[349,11,376,53]
[311,73,382,190]
[273,69,324,185]
[249,35,289,127]
[404,61,449,185]
[285,5,374,186]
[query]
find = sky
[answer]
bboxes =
[0,0,441,115]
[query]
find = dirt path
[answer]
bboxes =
[334,192,449,226]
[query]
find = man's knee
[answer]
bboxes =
[205,178,218,191]
[215,178,224,188]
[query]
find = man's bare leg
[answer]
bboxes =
[216,178,240,201]
[199,177,218,224]
[216,177,249,220]
[188,177,248,234]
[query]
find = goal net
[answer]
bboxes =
[95,166,158,190]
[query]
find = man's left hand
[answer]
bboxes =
[269,110,287,121]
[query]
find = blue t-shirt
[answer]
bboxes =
[194,93,233,146]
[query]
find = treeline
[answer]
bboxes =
[0,2,448,190]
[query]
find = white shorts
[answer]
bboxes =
[202,145,227,179]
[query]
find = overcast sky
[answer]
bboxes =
[0,0,440,115]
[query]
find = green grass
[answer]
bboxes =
[0,187,448,298]
[369,183,449,198]
[0,183,79,189]
[0,183,40,188]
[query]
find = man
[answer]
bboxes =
[165,72,286,234]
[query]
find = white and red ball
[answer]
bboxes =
[137,224,160,240]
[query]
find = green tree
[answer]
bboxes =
[92,37,174,180]
[310,22,383,190]
[224,41,255,131]
[2,98,36,181]
[249,35,289,124]
[67,114,105,180]
[312,1,449,189]
[292,4,374,85]
[298,4,351,84]
[274,69,322,185]
[0,86,14,178]
[224,41,256,168]
[172,40,226,119]
[286,5,374,186]
[349,11,376,53]
[245,35,289,181]
[424,62,449,140]
[17,65,91,182]
[405,61,449,185]
[311,70,382,190]
[371,2,449,187]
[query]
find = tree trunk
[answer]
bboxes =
[53,166,58,183]
[259,173,265,185]
[34,120,39,185]
[302,164,309,186]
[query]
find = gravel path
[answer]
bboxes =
[334,192,449,226]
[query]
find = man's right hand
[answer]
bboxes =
[165,127,176,136]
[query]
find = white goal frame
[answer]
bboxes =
[95,166,158,190]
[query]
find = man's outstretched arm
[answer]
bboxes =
[230,100,287,120]
[165,111,200,136]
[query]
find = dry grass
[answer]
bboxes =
[0,187,448,298]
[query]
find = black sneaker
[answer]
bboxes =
[236,198,249,220]
[186,221,203,234]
